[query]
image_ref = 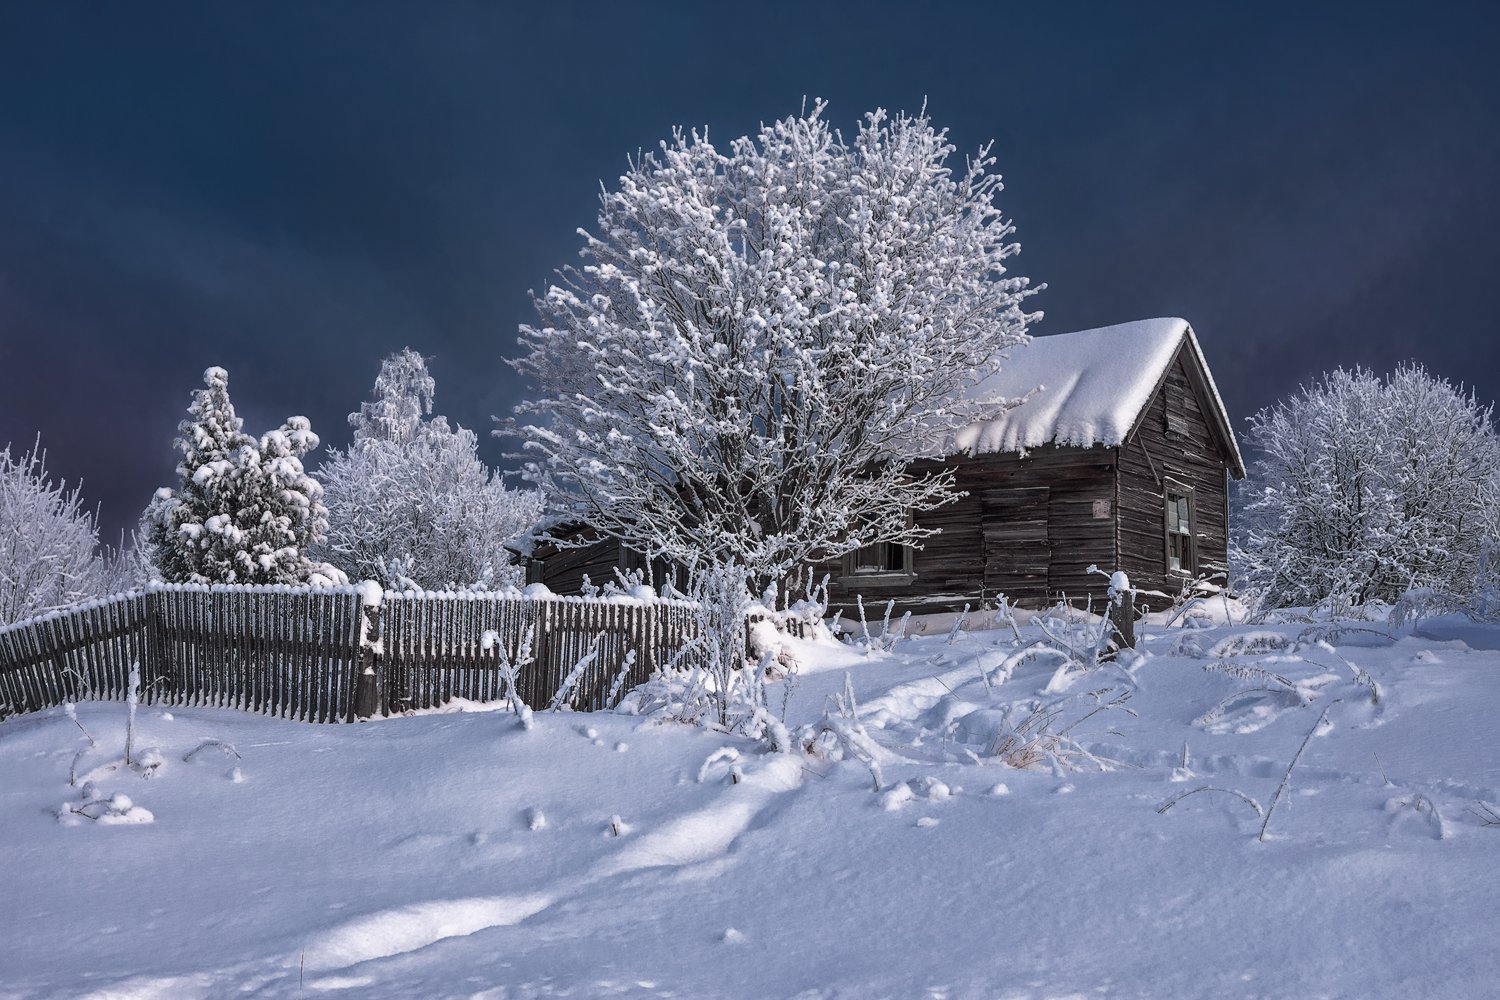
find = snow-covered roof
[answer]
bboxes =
[950,317,1244,475]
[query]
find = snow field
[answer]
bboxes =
[2,612,1498,998]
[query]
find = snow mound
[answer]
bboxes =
[303,894,553,971]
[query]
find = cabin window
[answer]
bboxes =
[848,540,911,575]
[1164,484,1196,576]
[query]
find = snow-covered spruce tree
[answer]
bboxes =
[317,349,541,590]
[509,102,1040,595]
[149,367,336,585]
[1236,363,1500,608]
[0,438,107,623]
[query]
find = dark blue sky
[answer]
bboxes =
[2,2,1497,541]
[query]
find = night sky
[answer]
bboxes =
[2,2,1497,542]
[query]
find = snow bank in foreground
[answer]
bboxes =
[2,615,1498,998]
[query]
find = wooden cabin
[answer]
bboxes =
[525,317,1244,614]
[820,317,1245,613]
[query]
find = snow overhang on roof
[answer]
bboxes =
[949,317,1246,477]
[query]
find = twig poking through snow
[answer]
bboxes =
[1467,801,1500,827]
[946,604,970,645]
[183,740,241,763]
[1259,699,1341,842]
[605,649,638,709]
[63,702,96,747]
[1156,786,1264,818]
[549,632,605,711]
[124,662,140,767]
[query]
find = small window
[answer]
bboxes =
[1165,485,1195,576]
[848,540,910,575]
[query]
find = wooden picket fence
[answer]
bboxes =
[0,584,705,722]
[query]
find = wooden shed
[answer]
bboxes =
[819,317,1245,613]
[525,317,1244,615]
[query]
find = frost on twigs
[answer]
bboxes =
[318,350,540,591]
[0,436,108,624]
[508,102,1040,594]
[633,564,793,752]
[1236,363,1500,611]
[1467,801,1500,828]
[980,687,1132,773]
[483,625,536,729]
[802,673,885,792]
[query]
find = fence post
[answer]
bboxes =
[351,584,384,721]
[1108,588,1136,652]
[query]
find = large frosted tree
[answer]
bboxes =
[509,102,1041,593]
[318,349,541,590]
[149,367,334,585]
[0,438,107,623]
[1237,363,1500,608]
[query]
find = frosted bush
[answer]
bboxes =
[1236,364,1500,609]
[0,438,107,624]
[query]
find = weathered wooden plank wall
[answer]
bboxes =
[822,445,1119,614]
[1116,350,1232,604]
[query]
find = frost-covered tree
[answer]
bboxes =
[318,349,541,590]
[0,438,107,623]
[510,102,1041,594]
[149,367,336,585]
[351,347,434,447]
[1236,363,1500,608]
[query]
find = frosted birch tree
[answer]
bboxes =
[148,367,335,585]
[1236,363,1500,607]
[319,349,540,590]
[508,102,1041,595]
[0,438,107,623]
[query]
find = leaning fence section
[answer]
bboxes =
[380,592,700,714]
[0,592,153,716]
[0,585,704,723]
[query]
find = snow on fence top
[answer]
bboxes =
[0,589,149,639]
[950,317,1236,460]
[0,582,698,638]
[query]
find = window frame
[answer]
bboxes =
[1163,480,1197,578]
[841,512,916,579]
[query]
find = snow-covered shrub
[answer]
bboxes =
[624,565,790,750]
[1236,364,1500,609]
[318,349,540,591]
[0,437,107,623]
[981,688,1134,772]
[148,367,335,585]
[57,791,154,826]
[802,673,885,790]
[508,101,1040,596]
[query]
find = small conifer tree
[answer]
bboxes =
[150,367,334,585]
